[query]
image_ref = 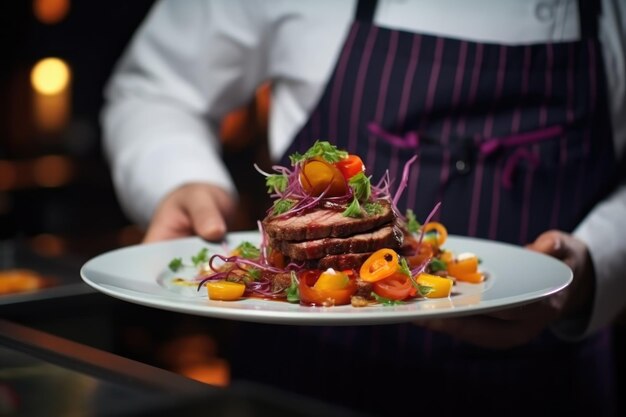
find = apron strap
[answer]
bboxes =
[355,0,378,22]
[578,0,601,38]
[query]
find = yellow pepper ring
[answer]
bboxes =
[359,248,400,282]
[423,222,448,247]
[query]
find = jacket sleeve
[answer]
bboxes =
[101,0,268,226]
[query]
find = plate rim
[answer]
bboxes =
[80,231,573,325]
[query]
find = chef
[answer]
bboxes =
[102,1,625,415]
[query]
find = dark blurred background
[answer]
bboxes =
[0,0,270,260]
[0,0,272,394]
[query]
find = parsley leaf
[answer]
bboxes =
[348,172,371,202]
[289,141,348,165]
[168,257,184,272]
[286,271,300,303]
[236,241,260,259]
[191,248,209,267]
[266,174,288,193]
[406,209,420,234]
[342,197,362,218]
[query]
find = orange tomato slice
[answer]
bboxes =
[205,281,246,301]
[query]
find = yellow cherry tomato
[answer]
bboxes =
[416,273,453,298]
[205,280,246,301]
[314,269,350,291]
[299,157,348,197]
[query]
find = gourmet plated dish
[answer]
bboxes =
[169,141,485,307]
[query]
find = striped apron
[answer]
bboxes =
[230,1,620,415]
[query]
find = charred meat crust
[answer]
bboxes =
[263,200,394,241]
[270,224,403,260]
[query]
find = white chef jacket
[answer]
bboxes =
[101,0,626,339]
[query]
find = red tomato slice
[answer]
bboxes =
[335,154,365,179]
[298,270,357,306]
[372,273,414,301]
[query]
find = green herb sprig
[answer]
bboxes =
[289,140,348,165]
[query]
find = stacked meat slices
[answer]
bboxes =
[263,199,404,271]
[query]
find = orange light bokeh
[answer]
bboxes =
[32,155,73,187]
[33,0,70,24]
[31,234,66,257]
[0,161,18,191]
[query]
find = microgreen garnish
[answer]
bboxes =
[289,140,348,165]
[399,258,412,277]
[272,198,296,215]
[247,268,261,281]
[406,273,435,297]
[348,172,372,202]
[236,241,261,259]
[406,209,420,234]
[363,202,383,216]
[342,197,362,218]
[371,292,404,306]
[168,258,184,272]
[429,258,447,272]
[191,248,209,267]
[286,271,299,303]
[265,173,288,193]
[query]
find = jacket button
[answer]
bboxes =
[455,160,470,174]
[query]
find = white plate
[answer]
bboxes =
[80,231,572,326]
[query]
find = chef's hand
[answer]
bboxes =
[418,230,595,350]
[143,183,236,243]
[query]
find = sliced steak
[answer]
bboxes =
[301,252,373,271]
[263,199,394,241]
[271,224,403,260]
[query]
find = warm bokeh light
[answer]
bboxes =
[0,161,18,191]
[31,58,71,96]
[31,234,66,257]
[32,155,73,187]
[33,0,70,24]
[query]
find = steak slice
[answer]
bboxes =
[271,224,403,260]
[301,252,373,271]
[263,199,394,241]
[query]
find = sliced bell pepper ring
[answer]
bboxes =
[299,270,357,306]
[359,249,400,283]
[422,222,448,247]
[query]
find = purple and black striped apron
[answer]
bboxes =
[231,1,620,415]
